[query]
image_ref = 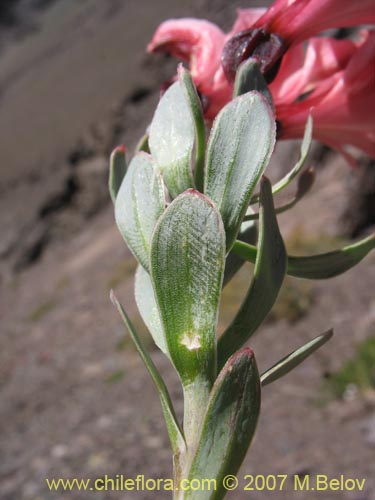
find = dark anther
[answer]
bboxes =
[221,29,286,84]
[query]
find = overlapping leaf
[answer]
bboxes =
[134,266,167,356]
[178,65,206,192]
[185,348,260,500]
[218,177,287,369]
[109,146,127,203]
[150,190,225,386]
[115,153,165,271]
[205,91,275,251]
[149,81,195,198]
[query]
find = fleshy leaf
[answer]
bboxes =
[134,266,167,356]
[261,329,333,386]
[186,348,260,500]
[178,65,206,192]
[218,177,287,369]
[149,81,195,198]
[150,190,225,386]
[115,153,165,271]
[109,145,127,203]
[204,91,276,251]
[110,291,185,456]
[234,58,274,110]
[232,233,375,279]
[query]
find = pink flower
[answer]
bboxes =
[253,0,375,46]
[275,32,375,165]
[148,8,375,161]
[147,18,227,116]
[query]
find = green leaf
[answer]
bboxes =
[135,133,150,154]
[232,233,375,280]
[204,91,275,251]
[233,58,273,111]
[261,329,333,386]
[134,266,167,356]
[178,65,206,192]
[149,81,195,198]
[110,291,185,456]
[223,212,257,287]
[150,190,226,386]
[115,153,165,271]
[186,348,260,500]
[218,177,287,369]
[109,145,127,203]
[244,166,316,221]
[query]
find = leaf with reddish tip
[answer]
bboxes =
[109,145,127,203]
[204,91,275,251]
[110,291,185,456]
[150,190,225,386]
[185,348,260,500]
[218,177,287,369]
[149,81,195,198]
[115,153,165,271]
[261,329,333,386]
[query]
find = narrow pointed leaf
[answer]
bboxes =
[109,145,127,203]
[234,58,273,110]
[186,348,260,500]
[110,291,185,455]
[134,265,168,356]
[218,177,287,369]
[244,167,316,221]
[232,233,375,279]
[150,190,225,386]
[178,65,206,192]
[149,81,195,198]
[250,115,313,204]
[261,329,333,386]
[205,91,275,251]
[115,153,165,271]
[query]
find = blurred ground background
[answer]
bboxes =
[0,1,374,499]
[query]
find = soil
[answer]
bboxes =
[0,2,374,500]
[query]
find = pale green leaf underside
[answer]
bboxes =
[135,265,168,356]
[205,91,275,251]
[150,190,226,386]
[186,348,260,500]
[115,153,165,272]
[149,81,195,198]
